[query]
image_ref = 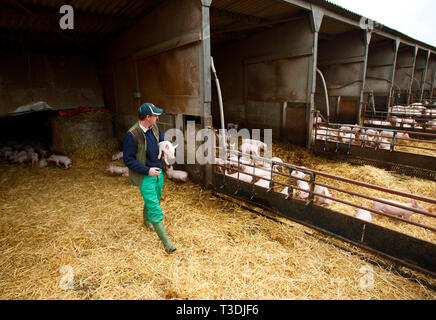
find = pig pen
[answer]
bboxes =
[1,144,436,300]
[311,114,436,180]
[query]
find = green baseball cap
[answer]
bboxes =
[138,102,163,116]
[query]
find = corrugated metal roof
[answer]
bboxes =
[0,0,433,51]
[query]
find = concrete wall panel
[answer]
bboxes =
[0,52,103,116]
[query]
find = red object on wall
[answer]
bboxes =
[58,106,109,116]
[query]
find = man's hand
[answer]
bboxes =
[149,167,161,177]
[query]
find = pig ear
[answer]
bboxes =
[411,199,417,207]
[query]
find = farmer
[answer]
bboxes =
[123,102,176,253]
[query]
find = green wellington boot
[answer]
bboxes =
[153,222,177,253]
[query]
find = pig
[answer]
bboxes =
[339,131,355,144]
[8,150,18,162]
[396,132,410,141]
[240,142,260,157]
[106,164,129,177]
[314,185,335,205]
[36,147,48,158]
[243,165,272,179]
[14,151,28,164]
[260,157,283,172]
[314,116,323,124]
[355,209,373,223]
[280,186,296,198]
[380,130,395,138]
[315,127,339,142]
[28,151,39,166]
[241,138,267,151]
[340,126,352,133]
[376,137,391,150]
[270,156,284,173]
[47,154,72,168]
[39,158,48,168]
[166,166,188,182]
[291,169,309,199]
[213,157,227,173]
[112,151,123,161]
[227,155,249,171]
[373,198,427,220]
[254,178,271,189]
[362,129,378,147]
[327,129,340,142]
[158,141,178,166]
[0,146,12,157]
[225,170,253,183]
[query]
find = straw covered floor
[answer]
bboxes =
[0,143,435,300]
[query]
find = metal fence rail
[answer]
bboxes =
[214,147,436,234]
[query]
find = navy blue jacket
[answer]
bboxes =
[123,123,164,176]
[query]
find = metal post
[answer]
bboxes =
[407,46,418,105]
[387,39,400,109]
[358,31,371,126]
[308,5,324,148]
[420,50,431,101]
[200,0,213,187]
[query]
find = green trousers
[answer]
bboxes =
[140,171,164,225]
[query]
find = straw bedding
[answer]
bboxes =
[267,142,436,243]
[0,144,435,300]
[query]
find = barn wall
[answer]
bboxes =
[424,53,436,98]
[212,16,314,145]
[365,40,396,110]
[100,0,205,143]
[316,29,366,124]
[412,49,428,94]
[394,46,416,95]
[0,51,103,116]
[317,30,365,97]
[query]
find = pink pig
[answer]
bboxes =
[314,185,335,205]
[373,198,427,219]
[106,164,128,177]
[355,209,373,223]
[158,141,178,166]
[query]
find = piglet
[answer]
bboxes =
[112,151,123,161]
[314,185,335,205]
[166,165,188,182]
[396,132,410,141]
[291,169,309,199]
[15,151,28,164]
[29,151,39,166]
[225,170,253,183]
[106,164,128,177]
[254,178,271,189]
[373,198,426,220]
[280,186,297,198]
[48,154,72,169]
[355,209,373,223]
[39,158,48,168]
[240,142,260,157]
[241,138,267,151]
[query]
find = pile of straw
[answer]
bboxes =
[50,111,117,160]
[0,141,435,299]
